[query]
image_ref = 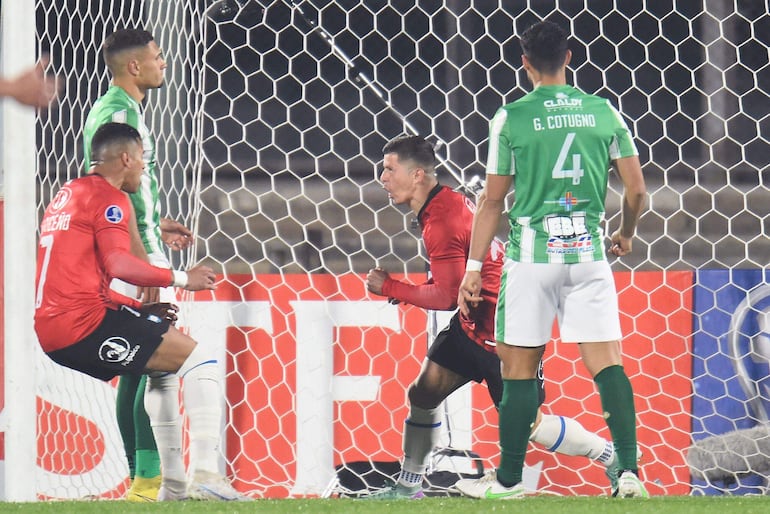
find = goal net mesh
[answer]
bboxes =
[27,0,769,499]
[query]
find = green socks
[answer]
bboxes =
[133,375,161,479]
[594,365,638,471]
[496,366,638,486]
[135,449,161,479]
[117,375,161,480]
[116,375,140,478]
[497,379,540,486]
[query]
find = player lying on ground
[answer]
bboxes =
[363,135,633,499]
[34,122,248,502]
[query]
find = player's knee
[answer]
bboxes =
[408,382,442,410]
[177,341,218,378]
[144,373,180,425]
[146,372,179,392]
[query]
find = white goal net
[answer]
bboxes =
[2,0,768,500]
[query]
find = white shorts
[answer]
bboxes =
[495,260,622,347]
[110,252,176,303]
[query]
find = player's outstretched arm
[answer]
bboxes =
[0,56,60,108]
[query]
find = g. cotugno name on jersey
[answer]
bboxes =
[533,113,597,131]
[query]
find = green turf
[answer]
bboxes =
[1,496,770,514]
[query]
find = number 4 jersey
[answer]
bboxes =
[486,84,638,263]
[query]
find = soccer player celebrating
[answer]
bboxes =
[83,28,193,501]
[364,135,630,499]
[456,21,648,499]
[35,123,246,501]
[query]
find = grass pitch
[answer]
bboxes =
[2,496,770,514]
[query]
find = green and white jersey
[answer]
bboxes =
[83,85,163,256]
[486,84,638,263]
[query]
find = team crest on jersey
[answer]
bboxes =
[50,186,72,211]
[105,205,124,223]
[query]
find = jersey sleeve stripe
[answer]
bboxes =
[606,100,639,158]
[485,108,511,176]
[111,109,128,123]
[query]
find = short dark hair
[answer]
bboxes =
[103,29,154,67]
[91,122,142,162]
[382,135,437,171]
[519,21,569,75]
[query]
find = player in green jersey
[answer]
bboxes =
[456,21,648,499]
[83,29,168,501]
[84,29,244,501]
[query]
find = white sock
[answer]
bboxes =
[399,405,440,486]
[144,373,186,485]
[178,343,222,475]
[530,414,613,463]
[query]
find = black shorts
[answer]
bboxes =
[46,305,171,381]
[427,313,545,408]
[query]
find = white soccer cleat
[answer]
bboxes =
[455,470,527,500]
[363,483,425,500]
[188,470,251,501]
[157,478,189,501]
[605,444,643,493]
[614,470,649,498]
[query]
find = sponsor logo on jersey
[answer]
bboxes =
[546,234,594,254]
[545,194,589,213]
[544,92,582,110]
[98,337,131,362]
[98,336,142,366]
[558,192,579,211]
[50,186,72,211]
[105,205,124,223]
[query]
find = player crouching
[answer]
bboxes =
[34,122,249,501]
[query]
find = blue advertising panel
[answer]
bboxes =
[692,269,770,495]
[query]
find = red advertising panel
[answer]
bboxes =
[208,271,693,496]
[5,270,692,497]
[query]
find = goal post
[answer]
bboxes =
[2,0,769,500]
[1,0,39,502]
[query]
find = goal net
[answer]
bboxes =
[6,0,768,499]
